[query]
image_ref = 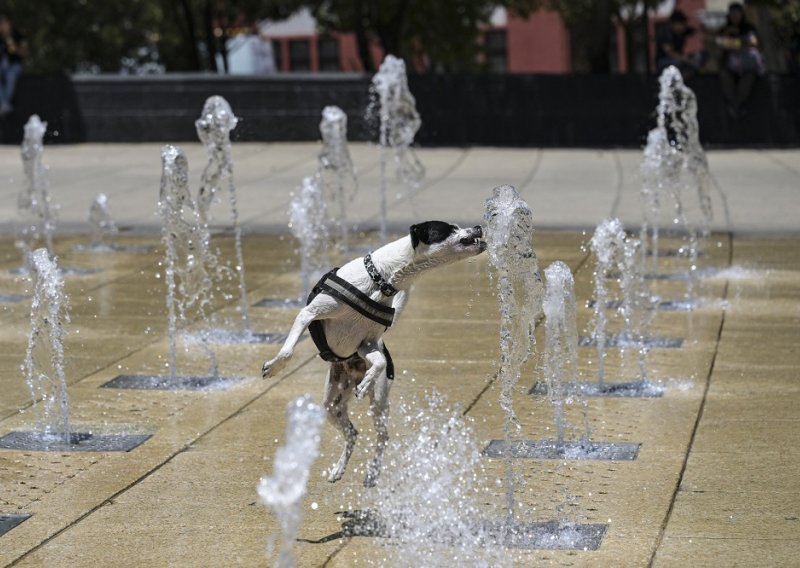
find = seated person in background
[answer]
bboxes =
[0,14,27,117]
[716,2,764,118]
[656,10,701,78]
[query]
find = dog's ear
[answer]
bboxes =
[410,224,421,248]
[409,221,457,249]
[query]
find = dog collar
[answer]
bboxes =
[364,253,398,297]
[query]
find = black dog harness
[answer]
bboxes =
[307,258,396,379]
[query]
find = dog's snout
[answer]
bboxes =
[473,226,483,238]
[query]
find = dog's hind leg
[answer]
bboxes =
[324,362,359,483]
[364,373,391,487]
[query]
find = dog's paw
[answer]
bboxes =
[354,381,372,400]
[261,356,287,379]
[327,465,345,483]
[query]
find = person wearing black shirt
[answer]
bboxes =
[0,14,27,116]
[716,2,763,118]
[656,10,699,77]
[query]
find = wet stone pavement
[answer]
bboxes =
[0,227,796,567]
[0,143,799,566]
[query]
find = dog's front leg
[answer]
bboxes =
[261,306,315,377]
[354,341,387,400]
[390,288,411,323]
[262,296,344,378]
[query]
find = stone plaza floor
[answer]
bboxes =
[0,144,798,566]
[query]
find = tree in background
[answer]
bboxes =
[298,0,539,72]
[748,0,800,73]
[2,0,296,73]
[161,0,297,72]
[540,0,663,74]
[3,0,161,73]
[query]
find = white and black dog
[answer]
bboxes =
[261,221,486,485]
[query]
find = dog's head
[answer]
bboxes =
[409,221,486,264]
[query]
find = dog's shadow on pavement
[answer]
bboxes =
[296,510,382,544]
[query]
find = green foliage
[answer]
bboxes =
[2,0,297,73]
[3,0,162,73]
[753,0,800,43]
[307,0,522,71]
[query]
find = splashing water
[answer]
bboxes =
[17,115,56,270]
[318,105,358,255]
[589,218,626,386]
[258,395,325,568]
[289,175,329,299]
[543,261,584,447]
[641,66,713,300]
[640,126,668,274]
[619,237,656,382]
[358,391,510,567]
[371,55,425,239]
[89,193,118,247]
[195,95,250,332]
[24,248,70,443]
[484,184,542,518]
[159,145,224,379]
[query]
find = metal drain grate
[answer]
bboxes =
[646,248,704,258]
[0,514,31,536]
[0,431,151,452]
[587,299,698,312]
[61,267,103,276]
[530,380,664,398]
[73,243,153,254]
[198,331,306,345]
[339,510,607,550]
[608,268,719,281]
[101,375,242,391]
[482,439,640,461]
[253,297,304,308]
[10,267,102,277]
[578,335,683,349]
[607,271,688,281]
[657,299,699,311]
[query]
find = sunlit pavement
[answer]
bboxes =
[0,144,798,566]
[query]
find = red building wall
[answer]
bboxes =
[506,10,571,73]
[267,0,711,74]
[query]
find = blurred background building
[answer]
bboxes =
[3,0,798,76]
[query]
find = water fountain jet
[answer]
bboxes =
[589,218,626,388]
[258,395,325,568]
[195,95,252,333]
[16,115,56,272]
[371,55,425,241]
[487,261,640,460]
[290,175,329,301]
[483,184,542,519]
[318,105,358,256]
[640,66,714,304]
[0,248,150,452]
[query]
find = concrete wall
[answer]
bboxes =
[3,73,798,147]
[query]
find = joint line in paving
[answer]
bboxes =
[6,355,316,566]
[647,231,734,567]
